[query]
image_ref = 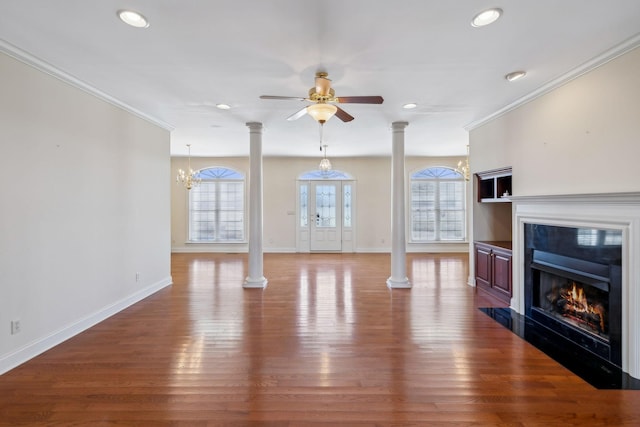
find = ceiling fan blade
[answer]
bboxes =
[286,107,308,121]
[260,95,307,101]
[335,106,355,122]
[335,96,384,104]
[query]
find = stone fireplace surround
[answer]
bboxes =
[512,192,640,380]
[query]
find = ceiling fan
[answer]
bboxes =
[260,71,384,123]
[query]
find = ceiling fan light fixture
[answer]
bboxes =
[471,8,502,27]
[117,9,150,28]
[505,70,527,82]
[307,103,338,123]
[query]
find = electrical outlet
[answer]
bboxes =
[10,320,21,335]
[135,272,140,282]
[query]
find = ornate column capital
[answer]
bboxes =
[391,121,409,131]
[246,122,263,132]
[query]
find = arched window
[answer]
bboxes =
[298,170,352,180]
[189,167,245,242]
[410,166,466,242]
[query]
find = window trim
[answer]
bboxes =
[186,166,247,244]
[409,166,467,243]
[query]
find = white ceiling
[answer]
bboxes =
[1,1,640,158]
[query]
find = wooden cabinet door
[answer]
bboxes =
[475,245,492,289]
[492,249,512,297]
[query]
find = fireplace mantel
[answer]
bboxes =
[510,192,640,204]
[512,192,640,379]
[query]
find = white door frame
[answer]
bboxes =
[296,178,356,253]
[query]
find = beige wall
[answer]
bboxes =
[0,51,171,373]
[469,46,640,247]
[468,46,640,284]
[471,45,640,198]
[171,155,469,252]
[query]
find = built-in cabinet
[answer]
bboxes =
[474,241,512,304]
[476,167,512,202]
[473,166,513,305]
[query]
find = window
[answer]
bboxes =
[315,184,337,227]
[300,184,308,227]
[343,184,352,228]
[410,167,466,242]
[189,167,245,242]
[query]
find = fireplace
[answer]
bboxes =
[523,224,622,366]
[508,192,640,380]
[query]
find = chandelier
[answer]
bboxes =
[317,123,332,172]
[456,144,470,181]
[319,144,332,172]
[176,144,201,190]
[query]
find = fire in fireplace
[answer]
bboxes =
[539,271,608,337]
[524,224,622,367]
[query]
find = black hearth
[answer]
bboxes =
[524,224,622,367]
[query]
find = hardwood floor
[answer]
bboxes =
[2,253,640,426]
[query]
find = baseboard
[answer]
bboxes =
[0,277,173,375]
[172,245,247,253]
[407,242,469,253]
[355,245,469,253]
[264,248,298,253]
[172,247,299,254]
[172,245,469,254]
[355,247,389,253]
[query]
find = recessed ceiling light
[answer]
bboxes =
[117,10,149,28]
[471,8,502,27]
[505,70,527,82]
[403,103,418,109]
[216,104,231,110]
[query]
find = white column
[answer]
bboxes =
[244,122,268,288]
[387,121,411,289]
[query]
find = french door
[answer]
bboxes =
[297,180,354,252]
[310,182,342,251]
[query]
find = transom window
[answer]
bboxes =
[189,167,245,242]
[299,170,352,180]
[410,166,466,242]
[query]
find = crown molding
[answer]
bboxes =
[0,39,174,131]
[465,32,640,132]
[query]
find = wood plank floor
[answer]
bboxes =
[2,253,640,426]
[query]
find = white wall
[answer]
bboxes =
[171,155,469,253]
[0,52,171,374]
